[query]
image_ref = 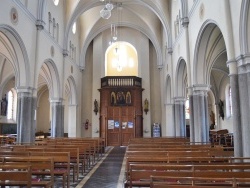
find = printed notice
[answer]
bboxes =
[108,120,114,129]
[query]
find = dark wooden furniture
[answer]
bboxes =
[99,76,143,146]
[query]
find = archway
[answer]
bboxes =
[193,22,228,142]
[165,75,174,136]
[64,76,78,137]
[37,60,62,137]
[174,58,187,137]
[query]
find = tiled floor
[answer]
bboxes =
[68,146,127,188]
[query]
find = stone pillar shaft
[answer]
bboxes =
[165,104,175,136]
[190,85,210,143]
[230,74,243,157]
[16,92,36,143]
[188,95,195,142]
[238,71,250,157]
[174,97,186,137]
[51,101,64,137]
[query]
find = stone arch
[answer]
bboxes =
[80,21,163,71]
[175,58,187,97]
[165,74,175,136]
[39,59,61,99]
[0,24,30,87]
[193,20,227,86]
[166,75,172,104]
[239,0,250,54]
[65,76,77,105]
[63,0,170,70]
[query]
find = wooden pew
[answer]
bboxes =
[0,164,32,187]
[3,156,54,188]
[150,176,248,188]
[12,146,79,182]
[29,151,70,188]
[125,163,250,188]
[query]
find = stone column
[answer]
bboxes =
[50,99,64,137]
[188,93,195,142]
[237,55,250,157]
[174,97,186,137]
[16,88,36,144]
[190,85,210,143]
[68,104,77,137]
[165,103,175,136]
[227,59,242,157]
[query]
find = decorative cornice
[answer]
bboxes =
[157,64,163,70]
[36,19,45,30]
[167,47,173,54]
[181,17,189,27]
[63,49,69,57]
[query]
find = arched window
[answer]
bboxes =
[105,41,138,76]
[72,22,76,34]
[6,90,17,121]
[225,85,232,118]
[48,12,52,34]
[185,97,190,120]
[228,87,232,116]
[53,0,59,6]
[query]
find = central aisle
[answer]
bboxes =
[77,146,127,188]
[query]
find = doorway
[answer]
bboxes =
[107,106,135,146]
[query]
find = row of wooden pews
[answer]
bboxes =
[124,137,250,188]
[0,137,104,188]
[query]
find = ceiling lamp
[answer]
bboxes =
[100,0,113,19]
[100,7,111,19]
[105,2,114,11]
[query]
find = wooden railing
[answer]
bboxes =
[101,76,142,88]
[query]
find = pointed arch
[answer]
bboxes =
[39,59,61,99]
[166,75,172,104]
[193,20,226,85]
[239,0,250,54]
[65,76,77,105]
[175,58,187,97]
[0,24,30,87]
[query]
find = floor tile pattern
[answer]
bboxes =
[82,146,126,188]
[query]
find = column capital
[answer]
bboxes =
[49,98,64,104]
[236,53,250,66]
[16,86,36,97]
[173,97,186,104]
[226,58,238,75]
[236,54,250,74]
[190,84,210,96]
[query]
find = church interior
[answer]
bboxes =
[0,0,250,187]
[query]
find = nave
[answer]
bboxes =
[77,146,126,188]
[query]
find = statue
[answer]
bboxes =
[93,99,98,115]
[1,94,7,116]
[218,99,224,120]
[210,111,215,129]
[144,98,149,114]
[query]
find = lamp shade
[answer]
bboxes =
[106,3,114,11]
[100,7,111,19]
